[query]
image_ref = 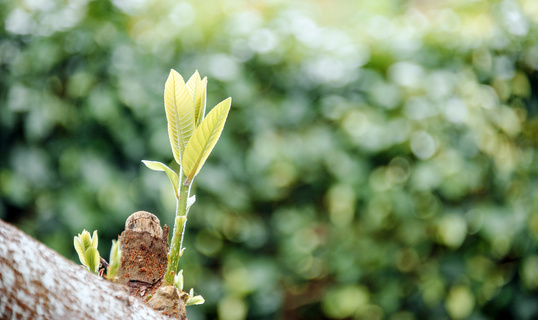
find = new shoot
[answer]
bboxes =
[143,69,232,294]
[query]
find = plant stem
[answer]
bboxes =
[165,171,191,285]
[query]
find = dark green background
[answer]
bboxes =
[2,1,538,319]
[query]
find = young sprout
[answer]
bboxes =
[107,239,121,281]
[174,269,184,291]
[73,230,100,274]
[70,70,228,310]
[143,69,231,289]
[174,271,205,306]
[186,288,205,306]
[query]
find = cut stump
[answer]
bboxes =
[117,211,169,298]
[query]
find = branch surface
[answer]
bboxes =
[0,219,171,320]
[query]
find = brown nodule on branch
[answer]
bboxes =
[117,211,188,319]
[125,211,164,239]
[118,211,169,298]
[147,285,188,320]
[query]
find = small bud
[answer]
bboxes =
[107,239,122,281]
[84,247,100,273]
[91,230,98,249]
[174,269,184,291]
[74,230,100,274]
[186,288,205,306]
[175,215,187,226]
[187,195,196,210]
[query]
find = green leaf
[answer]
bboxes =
[142,160,179,198]
[107,239,121,280]
[74,230,92,263]
[182,97,232,184]
[84,247,100,274]
[186,71,208,127]
[187,195,196,210]
[174,269,184,291]
[80,230,92,252]
[91,230,98,249]
[74,236,86,265]
[74,229,98,267]
[164,69,195,165]
[109,239,121,266]
[186,288,205,306]
[186,295,205,306]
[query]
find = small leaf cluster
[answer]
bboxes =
[73,230,100,274]
[73,230,121,280]
[174,270,205,306]
[143,69,232,191]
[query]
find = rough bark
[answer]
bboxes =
[117,211,169,298]
[147,285,188,319]
[0,219,172,320]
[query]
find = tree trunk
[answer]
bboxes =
[0,219,172,320]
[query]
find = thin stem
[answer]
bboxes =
[165,170,191,285]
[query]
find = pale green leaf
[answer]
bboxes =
[182,97,231,184]
[187,195,196,210]
[107,239,121,280]
[91,230,98,249]
[186,295,205,306]
[174,269,184,291]
[198,77,208,126]
[79,230,92,252]
[85,247,100,274]
[186,288,205,306]
[109,239,121,267]
[187,71,208,127]
[164,69,195,164]
[74,230,99,269]
[74,236,86,265]
[142,160,179,198]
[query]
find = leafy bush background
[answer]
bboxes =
[2,0,538,319]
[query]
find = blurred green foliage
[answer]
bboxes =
[2,0,538,319]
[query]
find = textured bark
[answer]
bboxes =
[147,285,188,319]
[0,219,172,320]
[117,211,169,298]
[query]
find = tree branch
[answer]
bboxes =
[0,219,171,320]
